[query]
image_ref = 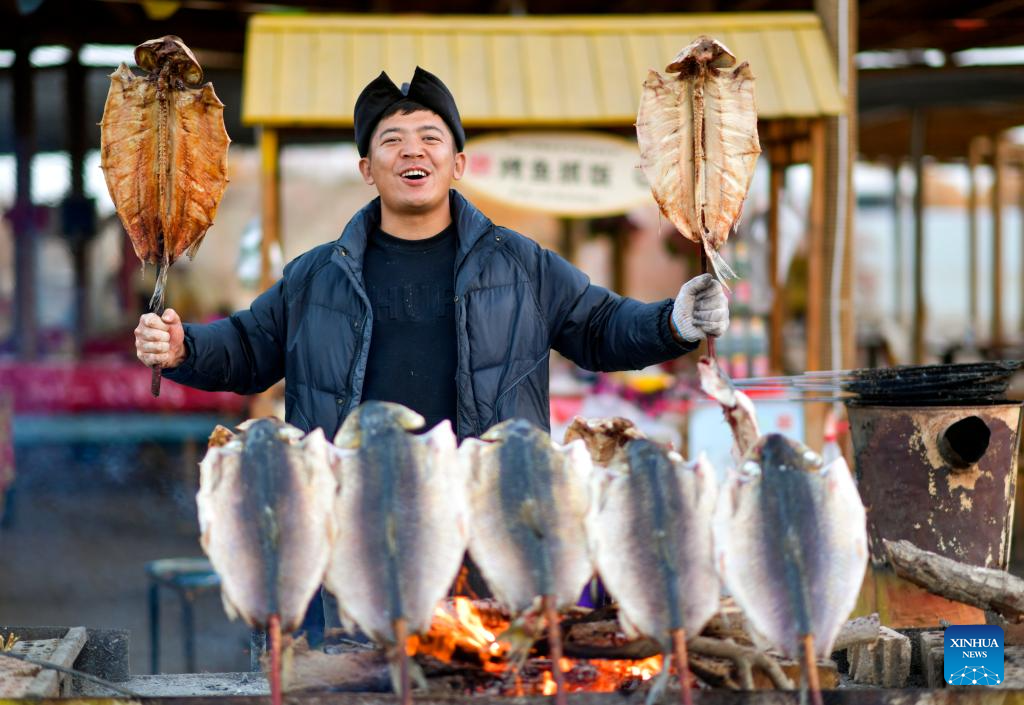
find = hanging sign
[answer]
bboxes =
[458,131,653,217]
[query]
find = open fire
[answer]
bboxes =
[412,597,664,695]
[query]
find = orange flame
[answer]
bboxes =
[417,598,665,694]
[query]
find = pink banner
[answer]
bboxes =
[0,362,248,414]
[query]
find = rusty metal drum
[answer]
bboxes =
[847,402,1021,570]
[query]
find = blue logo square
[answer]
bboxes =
[944,625,1004,686]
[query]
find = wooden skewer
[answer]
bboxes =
[268,613,282,705]
[671,628,693,705]
[801,633,824,705]
[699,247,716,359]
[394,618,412,705]
[543,594,568,705]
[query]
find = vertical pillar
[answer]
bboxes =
[891,160,904,325]
[12,44,37,361]
[991,135,1005,351]
[967,137,982,341]
[67,45,90,357]
[259,127,281,292]
[767,147,786,374]
[910,108,926,364]
[807,120,826,375]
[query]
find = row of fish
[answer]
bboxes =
[196,362,867,703]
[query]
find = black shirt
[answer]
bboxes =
[360,222,458,431]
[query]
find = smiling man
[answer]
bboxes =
[135,65,728,441]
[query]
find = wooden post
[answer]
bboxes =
[991,135,1005,351]
[967,137,982,342]
[259,126,281,292]
[767,147,785,374]
[910,108,926,364]
[1019,159,1024,337]
[12,43,37,361]
[891,161,904,326]
[807,120,826,375]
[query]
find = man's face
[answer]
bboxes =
[358,110,466,218]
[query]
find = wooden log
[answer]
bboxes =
[884,539,1024,622]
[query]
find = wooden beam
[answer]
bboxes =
[767,149,785,374]
[910,108,926,364]
[807,119,826,375]
[992,135,1006,350]
[259,126,281,292]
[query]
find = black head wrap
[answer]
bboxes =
[354,66,465,157]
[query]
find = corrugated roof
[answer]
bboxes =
[242,12,844,127]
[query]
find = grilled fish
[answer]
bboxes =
[637,36,760,280]
[324,402,466,644]
[101,36,230,271]
[698,356,760,460]
[585,436,719,646]
[713,434,868,659]
[461,419,593,619]
[197,418,338,632]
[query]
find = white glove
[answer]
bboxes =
[671,273,729,342]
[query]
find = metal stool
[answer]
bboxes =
[145,557,221,673]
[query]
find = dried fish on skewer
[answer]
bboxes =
[702,361,868,705]
[698,356,760,460]
[197,418,338,705]
[571,418,718,705]
[324,402,466,705]
[100,35,230,396]
[461,419,593,705]
[637,36,760,282]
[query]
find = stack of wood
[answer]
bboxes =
[277,598,885,695]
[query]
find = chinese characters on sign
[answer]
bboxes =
[459,132,654,217]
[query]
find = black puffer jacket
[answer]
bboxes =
[164,191,696,440]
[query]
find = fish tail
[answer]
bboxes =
[704,241,737,287]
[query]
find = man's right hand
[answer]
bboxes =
[135,308,186,370]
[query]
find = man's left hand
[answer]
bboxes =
[671,273,729,342]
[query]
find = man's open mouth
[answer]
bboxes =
[401,168,429,181]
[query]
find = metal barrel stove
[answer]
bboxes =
[844,360,1022,627]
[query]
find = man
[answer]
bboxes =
[135,66,729,442]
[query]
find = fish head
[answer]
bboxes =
[207,424,236,449]
[563,416,644,465]
[480,417,538,444]
[747,433,824,478]
[666,36,736,75]
[135,35,204,87]
[334,401,425,448]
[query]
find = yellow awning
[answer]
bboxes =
[242,12,844,128]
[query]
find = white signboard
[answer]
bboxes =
[459,131,652,217]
